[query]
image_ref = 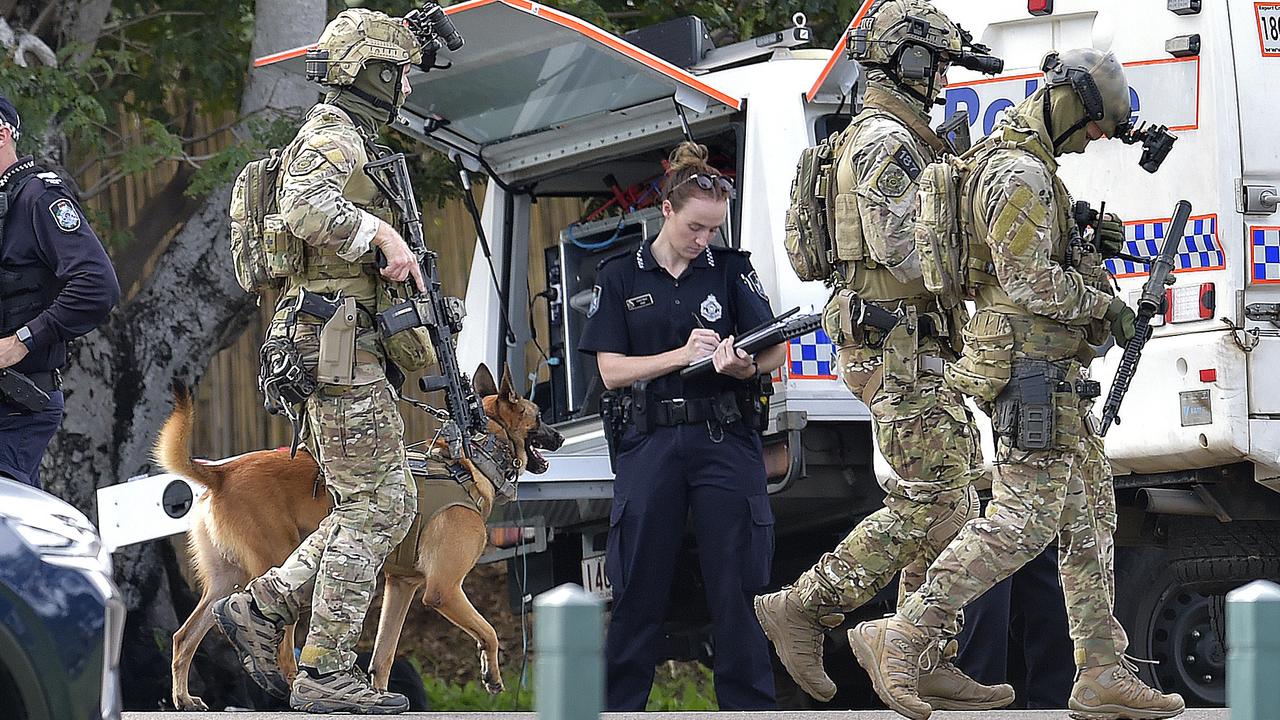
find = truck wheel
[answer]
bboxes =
[1115,547,1225,707]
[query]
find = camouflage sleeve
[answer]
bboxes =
[278,125,380,260]
[849,120,924,284]
[977,156,1112,323]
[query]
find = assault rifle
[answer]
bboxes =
[365,152,487,461]
[680,307,821,379]
[1098,199,1192,436]
[0,367,49,412]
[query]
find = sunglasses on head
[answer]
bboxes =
[671,172,735,197]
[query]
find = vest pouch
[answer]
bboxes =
[262,213,303,279]
[944,309,1012,402]
[384,327,436,373]
[376,285,436,372]
[881,312,919,396]
[832,192,865,263]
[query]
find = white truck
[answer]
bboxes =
[154,0,1278,708]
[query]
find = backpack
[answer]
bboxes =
[783,132,846,283]
[229,148,288,295]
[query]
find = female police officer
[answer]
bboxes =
[579,142,786,710]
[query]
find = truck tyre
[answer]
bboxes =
[1115,546,1225,707]
[1167,518,1280,594]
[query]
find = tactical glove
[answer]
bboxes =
[1096,212,1126,258]
[1104,297,1137,345]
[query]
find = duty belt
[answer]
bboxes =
[646,392,740,427]
[24,370,61,393]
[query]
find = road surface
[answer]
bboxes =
[124,710,1231,719]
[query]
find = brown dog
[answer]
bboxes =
[160,366,563,711]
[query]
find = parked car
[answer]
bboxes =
[0,475,124,720]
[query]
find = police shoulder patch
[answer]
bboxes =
[741,270,769,302]
[288,148,326,176]
[587,285,601,318]
[49,197,81,233]
[876,161,911,199]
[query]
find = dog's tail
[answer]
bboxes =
[154,380,222,493]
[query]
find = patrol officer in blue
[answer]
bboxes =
[580,141,786,711]
[0,96,120,488]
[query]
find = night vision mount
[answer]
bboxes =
[1116,121,1177,173]
[406,2,465,71]
[847,17,1004,78]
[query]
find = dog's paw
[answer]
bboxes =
[174,695,208,712]
[483,675,505,695]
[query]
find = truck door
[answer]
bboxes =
[1232,2,1280,428]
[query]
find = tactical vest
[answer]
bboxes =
[831,86,945,311]
[274,105,393,307]
[961,128,1090,362]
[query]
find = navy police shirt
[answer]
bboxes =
[0,157,120,375]
[579,239,774,400]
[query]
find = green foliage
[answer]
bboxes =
[412,656,716,712]
[646,660,717,711]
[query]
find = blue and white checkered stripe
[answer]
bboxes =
[1104,216,1222,277]
[789,329,835,378]
[1254,227,1280,283]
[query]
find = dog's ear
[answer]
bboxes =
[499,366,520,405]
[473,363,498,397]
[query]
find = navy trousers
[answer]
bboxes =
[954,545,1075,709]
[0,390,64,489]
[605,420,776,711]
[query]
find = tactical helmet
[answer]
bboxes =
[306,9,422,87]
[851,0,963,70]
[1041,48,1131,140]
[849,0,1001,107]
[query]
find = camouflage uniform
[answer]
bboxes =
[850,49,1183,720]
[889,88,1120,662]
[755,59,1008,708]
[246,101,418,676]
[809,78,982,621]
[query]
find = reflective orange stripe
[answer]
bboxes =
[253,0,740,110]
[806,0,878,103]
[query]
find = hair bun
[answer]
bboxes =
[668,141,710,172]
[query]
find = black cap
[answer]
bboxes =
[0,96,21,140]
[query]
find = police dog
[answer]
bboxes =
[160,366,562,711]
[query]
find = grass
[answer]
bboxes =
[411,657,717,712]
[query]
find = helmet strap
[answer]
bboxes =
[875,62,933,112]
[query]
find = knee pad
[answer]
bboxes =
[925,485,979,549]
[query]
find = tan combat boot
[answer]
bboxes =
[1069,663,1185,719]
[847,616,935,720]
[290,666,409,715]
[918,659,1015,711]
[754,578,845,702]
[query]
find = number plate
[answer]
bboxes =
[580,554,612,601]
[1258,3,1280,56]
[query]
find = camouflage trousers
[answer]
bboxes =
[796,345,982,618]
[249,380,416,675]
[1081,432,1129,654]
[898,418,1120,669]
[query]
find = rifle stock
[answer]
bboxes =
[1098,199,1192,436]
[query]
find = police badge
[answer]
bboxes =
[49,198,81,232]
[700,293,722,323]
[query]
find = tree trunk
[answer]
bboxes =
[39,0,325,709]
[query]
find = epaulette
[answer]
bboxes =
[710,244,750,258]
[35,171,64,187]
[595,248,633,270]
